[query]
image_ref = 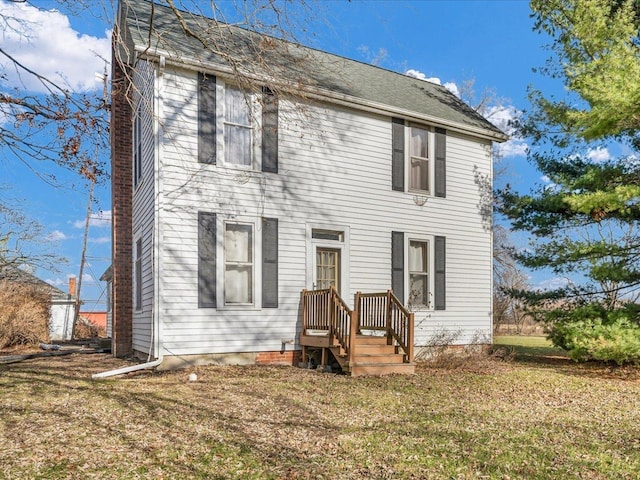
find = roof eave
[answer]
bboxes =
[134,46,509,143]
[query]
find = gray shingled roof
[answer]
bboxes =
[119,0,507,141]
[0,266,69,299]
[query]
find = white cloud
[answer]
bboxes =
[0,1,111,93]
[47,275,71,287]
[536,277,570,291]
[586,147,611,163]
[497,139,528,158]
[443,82,460,98]
[542,176,559,192]
[404,69,527,158]
[74,210,111,229]
[484,105,517,134]
[405,69,436,83]
[404,69,460,97]
[47,273,93,288]
[45,277,65,287]
[45,230,69,241]
[483,105,528,158]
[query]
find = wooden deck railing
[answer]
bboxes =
[301,288,331,330]
[301,286,357,363]
[301,288,414,364]
[356,290,414,362]
[387,291,414,362]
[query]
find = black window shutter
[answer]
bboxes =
[198,73,216,164]
[262,217,278,308]
[392,118,405,191]
[434,127,446,198]
[391,231,405,302]
[198,212,216,308]
[434,235,446,310]
[262,88,278,173]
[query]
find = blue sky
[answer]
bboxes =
[1,0,579,309]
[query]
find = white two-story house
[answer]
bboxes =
[109,0,506,375]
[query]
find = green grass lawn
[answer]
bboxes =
[1,351,639,479]
[494,334,567,358]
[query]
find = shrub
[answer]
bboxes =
[546,303,640,365]
[74,317,104,339]
[414,326,462,361]
[0,280,51,349]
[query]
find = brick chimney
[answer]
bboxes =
[110,27,134,358]
[68,276,76,297]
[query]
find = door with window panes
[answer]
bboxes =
[315,248,340,292]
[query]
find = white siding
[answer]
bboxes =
[153,66,493,356]
[49,301,76,341]
[131,60,156,354]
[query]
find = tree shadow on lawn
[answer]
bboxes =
[511,347,640,382]
[0,354,351,479]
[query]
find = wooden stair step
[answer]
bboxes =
[354,335,389,345]
[353,344,397,355]
[348,362,416,377]
[352,353,405,364]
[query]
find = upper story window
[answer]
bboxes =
[392,118,446,198]
[224,86,253,167]
[409,126,429,193]
[198,73,279,173]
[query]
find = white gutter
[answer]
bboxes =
[92,57,166,380]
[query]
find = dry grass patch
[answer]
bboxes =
[1,354,640,479]
[0,281,50,349]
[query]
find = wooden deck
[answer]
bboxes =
[300,288,415,376]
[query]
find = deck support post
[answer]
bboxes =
[407,312,415,363]
[385,290,393,346]
[354,291,362,333]
[347,309,357,366]
[328,286,335,346]
[301,289,308,333]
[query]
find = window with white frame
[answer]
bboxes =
[224,85,253,167]
[408,239,430,307]
[409,125,429,193]
[224,223,254,304]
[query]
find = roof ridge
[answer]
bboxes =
[121,0,506,140]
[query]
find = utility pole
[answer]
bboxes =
[71,65,108,339]
[71,177,95,339]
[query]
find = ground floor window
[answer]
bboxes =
[408,240,429,307]
[198,213,279,309]
[224,223,254,305]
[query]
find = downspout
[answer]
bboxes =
[489,140,495,344]
[93,56,166,379]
